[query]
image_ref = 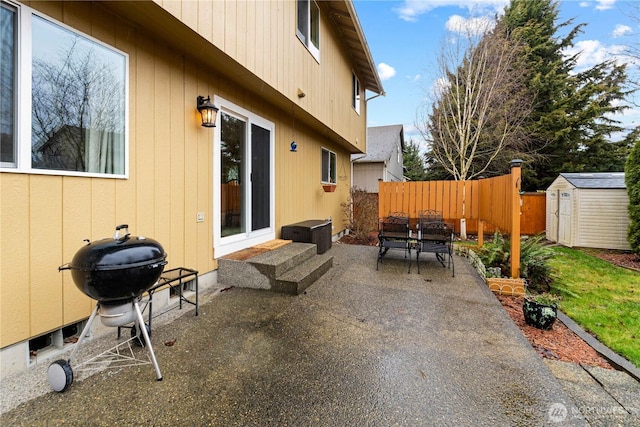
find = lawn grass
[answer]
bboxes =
[547,246,640,367]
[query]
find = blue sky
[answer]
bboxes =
[353,0,640,143]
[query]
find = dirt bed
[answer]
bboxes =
[583,248,640,272]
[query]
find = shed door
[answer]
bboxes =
[546,190,558,242]
[558,191,572,246]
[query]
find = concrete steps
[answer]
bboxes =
[218,242,333,295]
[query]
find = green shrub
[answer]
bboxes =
[625,134,640,254]
[477,232,554,292]
[477,231,510,275]
[520,234,555,292]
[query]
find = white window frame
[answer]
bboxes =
[352,72,361,115]
[321,147,336,184]
[0,1,129,178]
[213,96,276,257]
[296,0,320,62]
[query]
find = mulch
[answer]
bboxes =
[585,249,640,272]
[496,294,614,369]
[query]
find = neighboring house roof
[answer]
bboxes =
[354,125,404,163]
[559,172,626,189]
[325,1,384,95]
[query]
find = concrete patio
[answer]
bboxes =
[1,243,635,426]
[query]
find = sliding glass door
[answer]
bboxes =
[216,101,274,255]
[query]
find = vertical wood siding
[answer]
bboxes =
[155,0,366,149]
[1,0,359,348]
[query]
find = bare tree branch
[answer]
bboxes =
[418,21,534,181]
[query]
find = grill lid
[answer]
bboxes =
[62,224,166,272]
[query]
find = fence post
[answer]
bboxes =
[510,159,522,278]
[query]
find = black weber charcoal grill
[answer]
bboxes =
[49,224,167,392]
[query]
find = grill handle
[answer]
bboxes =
[114,224,130,241]
[59,263,71,272]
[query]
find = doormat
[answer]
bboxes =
[222,239,292,261]
[222,247,269,261]
[254,239,292,250]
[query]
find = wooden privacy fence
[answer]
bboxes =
[378,184,545,235]
[377,163,534,277]
[378,180,478,229]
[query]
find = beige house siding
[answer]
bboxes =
[0,0,378,354]
[141,0,369,154]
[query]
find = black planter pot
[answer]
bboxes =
[523,299,557,330]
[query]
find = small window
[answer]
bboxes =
[297,0,320,60]
[352,72,360,114]
[321,147,336,184]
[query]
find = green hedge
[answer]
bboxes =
[626,138,640,254]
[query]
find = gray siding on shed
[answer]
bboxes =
[574,189,630,249]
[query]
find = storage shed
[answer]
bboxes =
[546,173,630,250]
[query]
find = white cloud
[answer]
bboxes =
[395,0,508,22]
[403,124,421,140]
[612,24,632,38]
[563,39,626,70]
[377,63,397,81]
[578,1,616,11]
[595,0,616,11]
[446,15,495,35]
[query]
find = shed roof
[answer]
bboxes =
[560,172,626,189]
[354,125,404,163]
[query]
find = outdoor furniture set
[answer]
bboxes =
[376,210,455,276]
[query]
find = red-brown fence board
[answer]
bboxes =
[377,179,545,236]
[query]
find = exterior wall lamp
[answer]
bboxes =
[197,95,219,127]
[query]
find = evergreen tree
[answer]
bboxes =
[403,138,428,181]
[500,0,630,190]
[624,127,640,254]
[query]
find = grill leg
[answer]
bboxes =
[68,303,99,364]
[134,301,163,381]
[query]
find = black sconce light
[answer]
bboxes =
[197,95,219,127]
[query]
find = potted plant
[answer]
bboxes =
[522,293,559,330]
[322,179,336,192]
